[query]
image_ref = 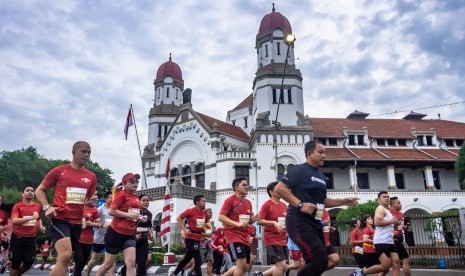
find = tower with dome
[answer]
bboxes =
[140,5,465,252]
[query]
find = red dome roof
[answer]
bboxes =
[258,6,292,37]
[155,55,183,82]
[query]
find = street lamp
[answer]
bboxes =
[273,33,296,180]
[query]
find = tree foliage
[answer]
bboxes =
[335,200,379,224]
[455,143,465,189]
[0,147,115,200]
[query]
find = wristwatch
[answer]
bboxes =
[297,201,304,209]
[43,205,50,212]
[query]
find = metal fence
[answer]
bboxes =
[331,213,465,269]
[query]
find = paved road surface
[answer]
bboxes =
[21,264,465,275]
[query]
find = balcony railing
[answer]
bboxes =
[217,151,256,161]
[139,184,216,203]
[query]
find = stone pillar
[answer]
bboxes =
[424,166,435,189]
[387,166,397,189]
[349,166,357,189]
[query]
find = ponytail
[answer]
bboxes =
[112,183,123,198]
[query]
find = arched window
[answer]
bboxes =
[170,168,179,183]
[278,164,285,180]
[195,163,205,189]
[182,165,191,186]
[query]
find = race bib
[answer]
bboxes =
[43,248,49,252]
[105,218,113,224]
[398,220,404,231]
[196,218,205,229]
[278,217,286,228]
[127,208,140,221]
[66,187,87,204]
[239,214,250,225]
[355,246,363,254]
[22,216,36,226]
[314,203,324,221]
[323,225,330,232]
[249,236,254,244]
[136,227,149,233]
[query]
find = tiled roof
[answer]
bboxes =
[232,93,253,111]
[197,112,249,142]
[311,118,465,139]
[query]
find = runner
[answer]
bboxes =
[389,197,411,276]
[74,202,100,276]
[360,215,378,270]
[275,140,358,276]
[322,209,340,270]
[120,193,153,276]
[258,181,289,276]
[170,195,209,276]
[352,191,400,276]
[85,192,116,276]
[96,173,145,276]
[39,240,52,270]
[200,208,214,276]
[219,177,259,276]
[349,219,364,268]
[211,226,226,276]
[35,141,98,276]
[10,185,45,276]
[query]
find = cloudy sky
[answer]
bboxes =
[1,0,464,184]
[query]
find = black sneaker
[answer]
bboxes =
[0,265,6,274]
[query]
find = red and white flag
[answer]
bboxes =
[124,108,133,140]
[160,159,171,247]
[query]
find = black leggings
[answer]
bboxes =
[120,238,150,276]
[173,239,202,276]
[286,213,328,276]
[9,234,36,271]
[212,251,224,274]
[74,242,93,276]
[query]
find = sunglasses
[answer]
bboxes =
[129,179,139,184]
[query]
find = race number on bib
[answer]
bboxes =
[66,187,87,204]
[355,246,363,254]
[314,203,324,221]
[278,217,286,228]
[127,208,140,221]
[239,214,250,225]
[22,216,36,226]
[196,218,205,229]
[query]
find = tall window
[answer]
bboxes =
[158,125,162,137]
[170,168,179,184]
[357,173,369,189]
[287,89,292,104]
[166,87,170,98]
[348,135,356,145]
[244,117,248,128]
[433,171,441,189]
[235,165,249,181]
[357,135,365,145]
[265,44,268,57]
[272,89,277,104]
[395,173,405,189]
[278,164,285,180]
[195,163,205,189]
[164,125,168,136]
[277,42,281,55]
[182,165,191,186]
[279,89,284,103]
[323,173,334,189]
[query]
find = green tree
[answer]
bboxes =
[0,146,114,197]
[455,143,465,189]
[335,200,379,229]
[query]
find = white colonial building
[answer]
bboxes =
[139,6,465,246]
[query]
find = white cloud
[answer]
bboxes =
[1,0,464,183]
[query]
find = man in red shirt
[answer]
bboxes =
[219,177,259,276]
[35,141,98,276]
[171,195,209,276]
[389,197,411,276]
[39,240,51,270]
[74,203,100,276]
[10,185,45,276]
[258,181,289,276]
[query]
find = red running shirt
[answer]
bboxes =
[11,202,42,237]
[259,199,287,246]
[322,209,331,247]
[362,226,376,253]
[179,207,209,241]
[40,244,51,257]
[110,189,140,235]
[350,228,364,254]
[390,208,404,239]
[79,207,100,244]
[246,225,256,248]
[220,194,253,245]
[41,164,97,224]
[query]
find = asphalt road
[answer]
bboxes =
[21,264,465,275]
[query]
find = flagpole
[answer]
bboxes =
[130,104,148,189]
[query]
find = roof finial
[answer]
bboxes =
[272,3,275,12]
[169,53,172,61]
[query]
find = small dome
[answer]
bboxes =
[155,54,183,82]
[257,4,292,37]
